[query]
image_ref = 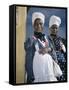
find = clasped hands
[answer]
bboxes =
[38,47,51,55]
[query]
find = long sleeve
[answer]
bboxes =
[49,44,57,61]
[24,38,35,82]
[48,36,57,61]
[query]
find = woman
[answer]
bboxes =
[32,12,58,82]
[48,15,66,81]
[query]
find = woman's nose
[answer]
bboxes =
[53,28,57,32]
[38,24,41,28]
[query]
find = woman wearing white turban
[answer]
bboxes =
[48,15,66,81]
[32,12,59,82]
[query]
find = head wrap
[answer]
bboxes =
[49,15,61,28]
[32,12,45,25]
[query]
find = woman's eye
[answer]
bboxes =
[52,27,57,29]
[39,23,42,25]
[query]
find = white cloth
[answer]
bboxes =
[33,51,57,82]
[49,15,61,28]
[32,12,45,25]
[33,40,57,82]
[53,60,62,77]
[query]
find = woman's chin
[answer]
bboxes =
[37,30,43,33]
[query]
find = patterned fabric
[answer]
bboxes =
[48,35,66,81]
[56,51,66,81]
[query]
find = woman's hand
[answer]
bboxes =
[38,48,46,55]
[38,47,51,55]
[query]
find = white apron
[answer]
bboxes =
[33,38,57,82]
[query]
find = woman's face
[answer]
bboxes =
[33,18,44,33]
[49,24,59,35]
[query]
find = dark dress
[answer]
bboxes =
[24,32,46,83]
[48,35,67,81]
[24,38,35,83]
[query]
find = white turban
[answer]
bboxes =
[32,12,45,25]
[49,15,61,28]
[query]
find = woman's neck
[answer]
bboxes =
[34,31,45,41]
[50,34,57,39]
[34,31,43,34]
